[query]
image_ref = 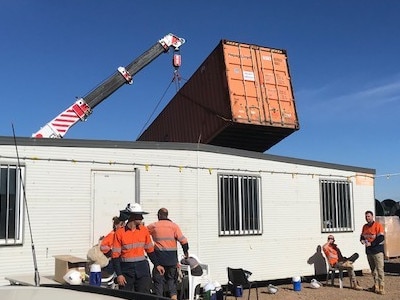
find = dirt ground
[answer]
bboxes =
[234,259,400,300]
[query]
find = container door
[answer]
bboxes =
[224,42,298,128]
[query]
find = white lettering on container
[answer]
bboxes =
[243,71,255,81]
[262,55,272,61]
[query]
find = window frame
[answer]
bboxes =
[0,164,25,246]
[218,173,263,236]
[320,178,354,233]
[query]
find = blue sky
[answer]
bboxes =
[1,1,399,201]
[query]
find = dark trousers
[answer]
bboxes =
[102,259,115,277]
[119,260,152,293]
[344,253,359,263]
[152,265,178,297]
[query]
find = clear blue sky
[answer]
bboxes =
[1,1,399,201]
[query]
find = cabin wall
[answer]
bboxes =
[0,142,374,285]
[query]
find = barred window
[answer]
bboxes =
[0,164,24,245]
[218,174,262,236]
[320,179,353,232]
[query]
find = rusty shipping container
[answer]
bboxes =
[138,39,299,152]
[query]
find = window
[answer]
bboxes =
[0,164,24,245]
[218,174,262,236]
[320,179,353,232]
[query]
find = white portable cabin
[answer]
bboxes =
[0,137,375,286]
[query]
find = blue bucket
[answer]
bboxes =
[292,276,301,292]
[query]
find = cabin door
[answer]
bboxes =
[91,170,136,244]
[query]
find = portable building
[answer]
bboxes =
[138,39,299,152]
[0,137,374,286]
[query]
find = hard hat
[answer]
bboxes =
[63,270,82,285]
[212,281,222,291]
[267,284,278,294]
[204,282,215,292]
[310,279,322,289]
[124,203,148,215]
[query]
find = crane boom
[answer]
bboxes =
[32,33,185,138]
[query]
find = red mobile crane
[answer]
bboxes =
[32,33,185,138]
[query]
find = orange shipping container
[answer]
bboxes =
[138,39,299,152]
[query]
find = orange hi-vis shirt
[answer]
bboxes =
[100,230,115,256]
[147,219,188,266]
[362,221,384,243]
[322,243,342,267]
[361,221,384,255]
[112,224,155,262]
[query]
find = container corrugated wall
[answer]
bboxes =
[138,39,299,152]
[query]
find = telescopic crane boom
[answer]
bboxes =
[32,33,185,138]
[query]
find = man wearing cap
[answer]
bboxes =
[148,208,189,300]
[322,235,362,290]
[112,203,165,293]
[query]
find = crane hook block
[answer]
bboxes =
[173,52,182,68]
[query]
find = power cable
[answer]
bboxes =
[11,124,40,286]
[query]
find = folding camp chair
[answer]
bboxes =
[225,267,258,300]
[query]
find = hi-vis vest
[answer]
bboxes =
[147,219,188,265]
[112,224,155,262]
[323,243,341,267]
[100,230,115,255]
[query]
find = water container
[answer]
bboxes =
[235,285,243,297]
[89,263,102,286]
[292,276,301,291]
[210,291,217,300]
[215,289,224,300]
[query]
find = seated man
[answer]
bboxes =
[322,235,363,290]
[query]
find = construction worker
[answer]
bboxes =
[361,210,385,295]
[112,203,165,293]
[99,216,125,276]
[322,235,363,290]
[147,208,189,300]
[100,216,125,257]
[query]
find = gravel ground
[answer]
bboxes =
[234,259,400,300]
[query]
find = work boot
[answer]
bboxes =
[377,284,385,295]
[368,284,379,292]
[352,280,363,291]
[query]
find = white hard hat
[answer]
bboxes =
[310,279,322,289]
[204,282,215,292]
[63,270,82,285]
[267,284,278,294]
[124,203,148,215]
[213,281,222,291]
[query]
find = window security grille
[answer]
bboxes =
[218,174,262,236]
[0,164,24,245]
[320,179,353,232]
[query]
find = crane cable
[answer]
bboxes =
[136,50,184,139]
